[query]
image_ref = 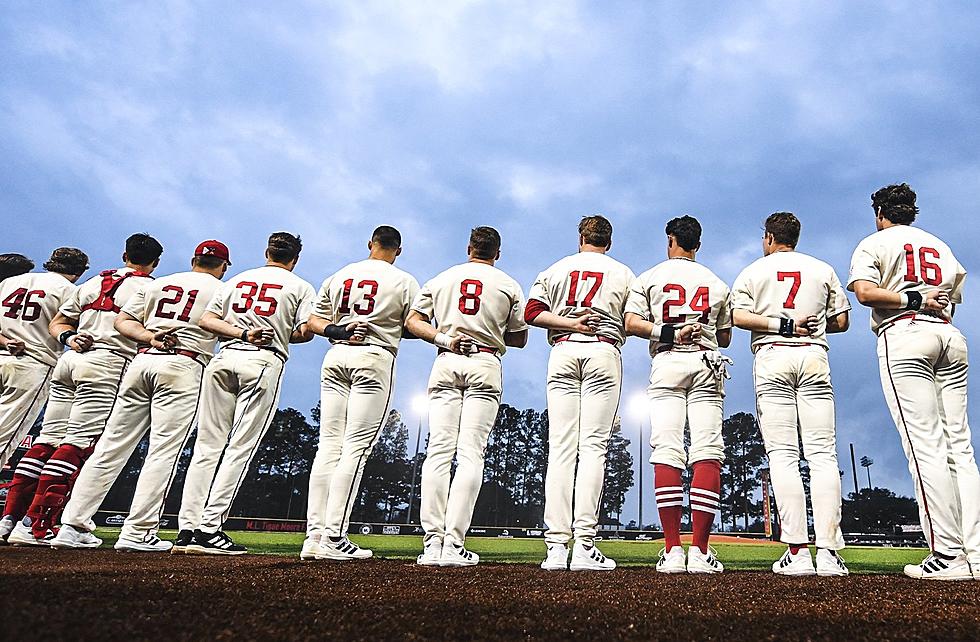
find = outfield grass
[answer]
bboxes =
[89,529,928,574]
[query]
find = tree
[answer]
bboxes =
[352,409,412,522]
[719,412,767,531]
[841,487,919,532]
[601,417,634,525]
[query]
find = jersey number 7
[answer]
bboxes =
[777,272,801,309]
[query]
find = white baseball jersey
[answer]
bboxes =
[848,225,966,333]
[626,258,732,354]
[313,259,420,353]
[206,266,316,360]
[0,272,77,366]
[61,268,153,358]
[731,251,850,350]
[412,262,526,354]
[121,271,223,360]
[528,252,635,346]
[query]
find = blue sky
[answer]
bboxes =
[3,1,980,525]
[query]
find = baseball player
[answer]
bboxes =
[4,234,162,545]
[302,226,419,561]
[0,249,89,475]
[176,232,316,555]
[406,226,527,567]
[849,183,980,580]
[624,215,732,574]
[52,241,231,552]
[732,212,850,577]
[0,253,35,282]
[526,215,634,571]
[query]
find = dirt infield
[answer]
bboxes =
[1,548,978,641]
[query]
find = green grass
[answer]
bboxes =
[93,529,928,574]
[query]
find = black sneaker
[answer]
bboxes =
[171,529,195,554]
[187,529,247,556]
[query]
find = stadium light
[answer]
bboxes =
[629,392,648,419]
[629,392,648,531]
[412,393,428,415]
[407,392,427,525]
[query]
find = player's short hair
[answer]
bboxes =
[0,253,34,281]
[871,183,918,224]
[192,255,227,270]
[267,232,303,264]
[665,215,702,251]
[125,233,164,266]
[469,226,501,260]
[371,225,402,250]
[764,212,801,247]
[579,215,613,247]
[44,247,89,276]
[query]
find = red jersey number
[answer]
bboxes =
[231,282,281,317]
[1,289,45,321]
[776,272,801,309]
[565,271,604,307]
[662,284,710,323]
[904,245,943,286]
[458,279,483,315]
[338,279,378,315]
[154,286,199,322]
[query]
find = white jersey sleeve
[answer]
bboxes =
[848,225,965,332]
[312,259,420,353]
[121,271,223,360]
[733,251,850,351]
[0,272,77,367]
[412,262,526,355]
[528,252,634,346]
[206,265,316,359]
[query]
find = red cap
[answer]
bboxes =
[194,240,231,265]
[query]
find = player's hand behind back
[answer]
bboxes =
[151,328,180,350]
[346,321,369,343]
[5,339,26,356]
[245,328,275,347]
[676,323,702,345]
[450,334,475,355]
[794,315,819,337]
[70,332,94,353]
[924,290,950,312]
[568,309,600,335]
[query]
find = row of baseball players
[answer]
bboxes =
[0,182,976,580]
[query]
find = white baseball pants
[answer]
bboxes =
[36,350,129,449]
[543,341,622,546]
[62,354,204,539]
[648,350,725,469]
[878,319,980,561]
[753,344,843,550]
[420,352,501,547]
[0,355,52,467]
[179,349,284,533]
[307,345,395,538]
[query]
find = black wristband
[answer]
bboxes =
[905,291,923,311]
[322,324,356,341]
[660,324,676,345]
[59,330,78,346]
[778,318,796,337]
[240,330,249,342]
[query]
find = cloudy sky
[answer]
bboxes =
[4,1,980,526]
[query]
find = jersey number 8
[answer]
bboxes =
[458,279,483,315]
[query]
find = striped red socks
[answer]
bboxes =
[691,460,721,553]
[654,464,684,550]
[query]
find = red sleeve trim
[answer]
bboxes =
[524,299,550,323]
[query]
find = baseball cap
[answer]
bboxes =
[194,240,231,265]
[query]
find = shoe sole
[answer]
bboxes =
[8,536,47,547]
[170,545,192,555]
[687,567,723,574]
[570,564,615,571]
[540,563,568,571]
[440,560,478,567]
[656,567,687,574]
[773,569,816,576]
[115,544,172,553]
[903,570,973,580]
[314,552,373,561]
[51,541,102,549]
[816,569,848,577]
[184,544,247,556]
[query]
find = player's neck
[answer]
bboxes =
[51,271,78,283]
[126,262,155,274]
[368,250,398,264]
[468,257,495,266]
[766,245,795,255]
[667,249,696,261]
[579,244,607,254]
[265,260,294,272]
[191,266,224,278]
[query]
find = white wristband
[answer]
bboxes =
[434,332,453,349]
[898,293,909,309]
[767,317,781,334]
[649,324,661,341]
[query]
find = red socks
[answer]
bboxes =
[654,464,684,550]
[2,443,56,521]
[690,460,721,553]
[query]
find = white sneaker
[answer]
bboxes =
[656,546,687,574]
[50,524,103,549]
[569,540,616,571]
[0,515,14,544]
[114,533,173,553]
[971,560,980,581]
[904,553,973,580]
[416,539,443,566]
[8,519,55,547]
[440,540,479,567]
[316,536,373,560]
[815,549,849,577]
[687,546,723,574]
[541,543,569,571]
[300,535,321,561]
[773,547,816,576]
